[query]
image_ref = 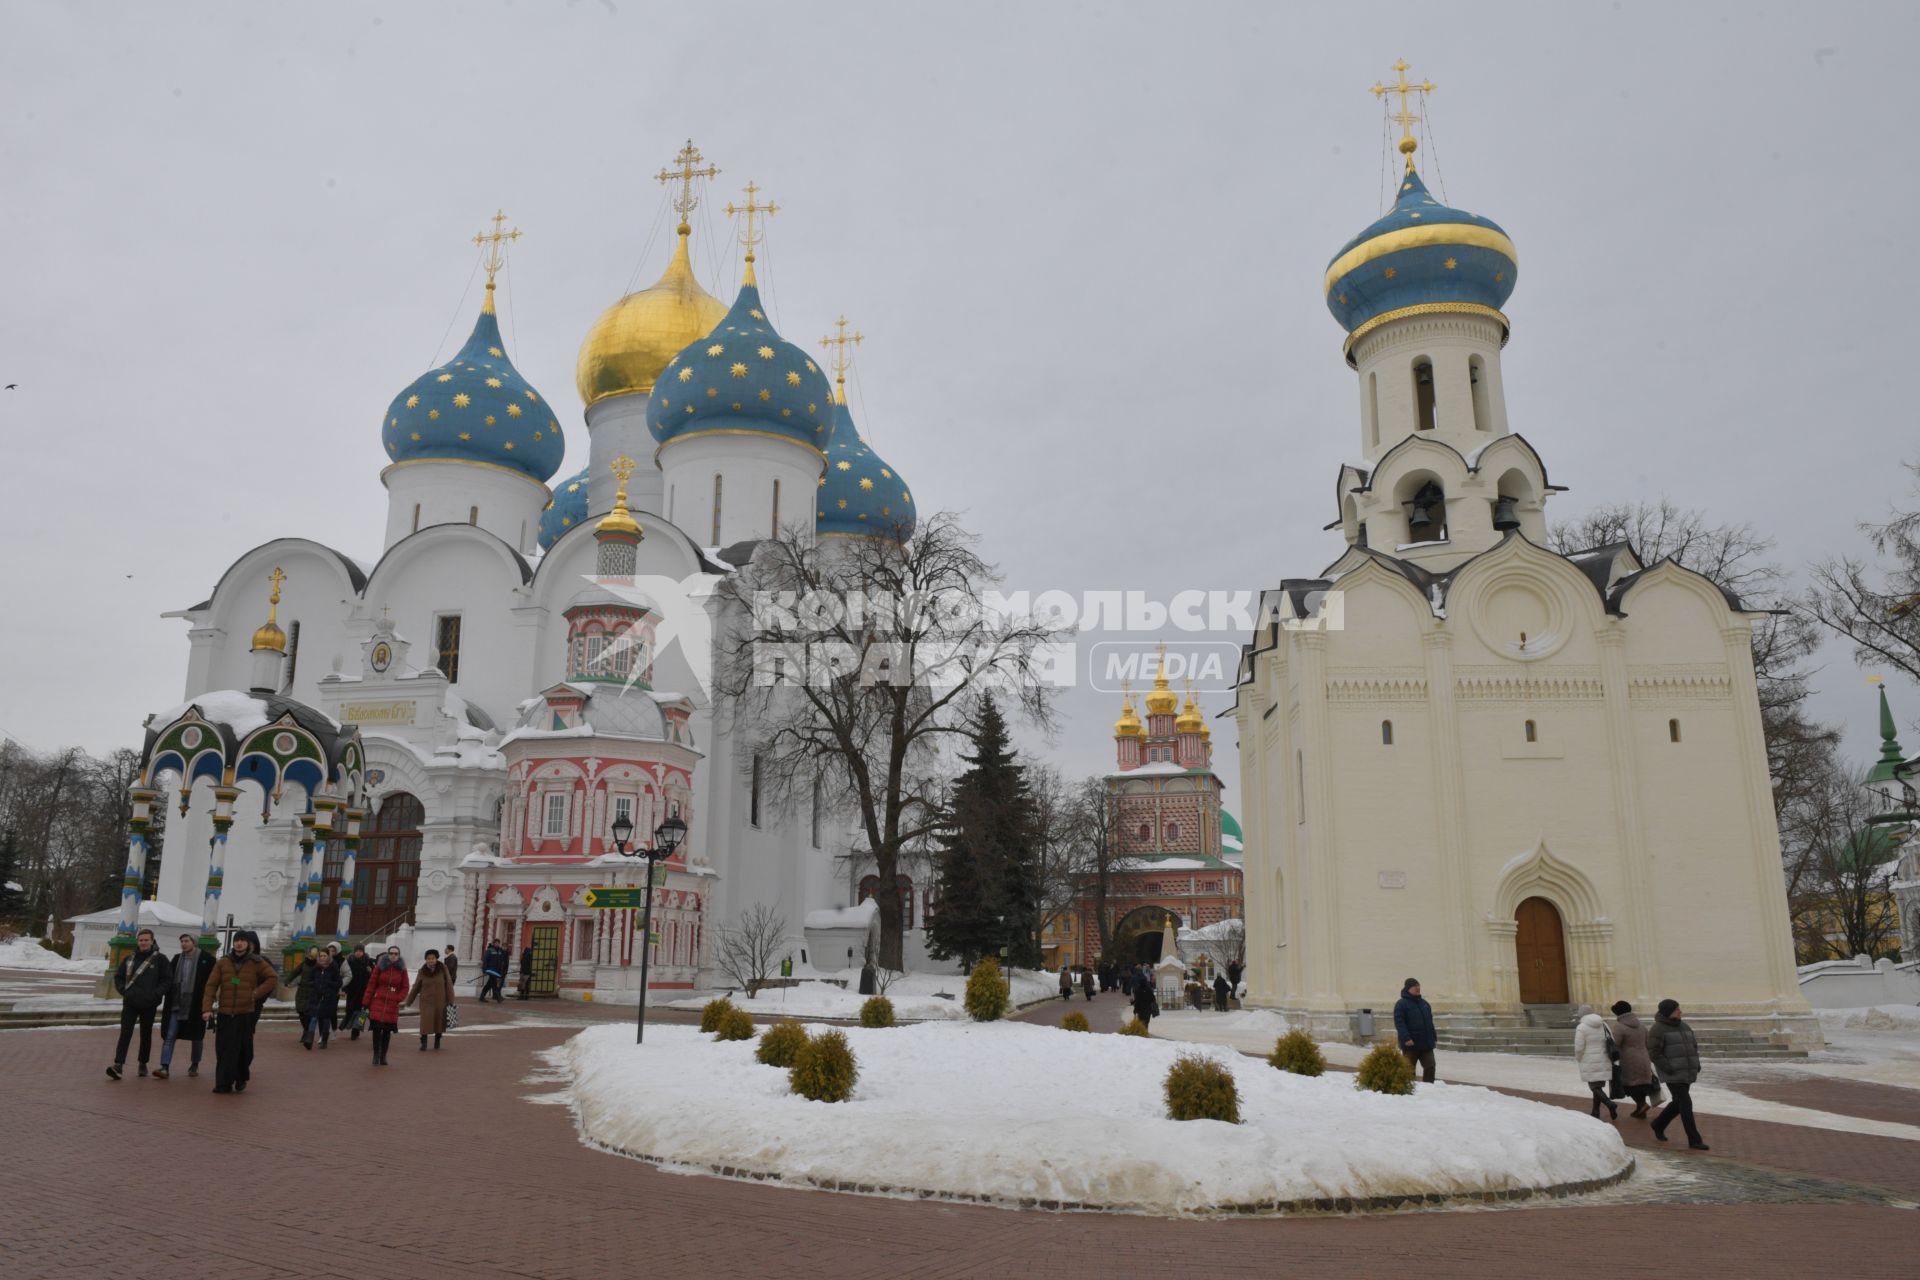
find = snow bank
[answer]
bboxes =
[562,1021,1629,1214]
[154,690,270,736]
[1817,1004,1920,1033]
[0,936,102,974]
[667,966,1056,1022]
[802,899,877,931]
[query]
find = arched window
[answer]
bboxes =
[1412,358,1436,432]
[1669,718,1682,743]
[1469,356,1490,432]
[1524,719,1538,743]
[1381,719,1394,745]
[1138,823,1151,841]
[1367,371,1380,449]
[857,874,880,904]
[897,874,915,930]
[1406,479,1447,543]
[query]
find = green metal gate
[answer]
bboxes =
[529,924,560,997]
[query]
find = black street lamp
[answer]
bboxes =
[611,810,688,1044]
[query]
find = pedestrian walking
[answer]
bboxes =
[518,943,534,999]
[106,928,172,1080]
[1080,966,1095,1001]
[404,949,456,1051]
[301,949,342,1049]
[156,932,214,1080]
[362,945,409,1066]
[1213,972,1232,1014]
[340,944,372,1035]
[1117,965,1132,997]
[1609,1001,1657,1118]
[1393,977,1438,1084]
[443,945,459,993]
[479,940,507,1003]
[288,946,323,1043]
[320,944,346,1031]
[202,930,277,1094]
[1130,965,1159,1030]
[1647,999,1709,1150]
[1572,1004,1619,1119]
[1059,967,1073,1001]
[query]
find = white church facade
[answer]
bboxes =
[131,145,926,993]
[1231,75,1819,1050]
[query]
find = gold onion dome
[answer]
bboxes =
[576,226,729,409]
[1144,661,1179,716]
[1176,691,1204,734]
[1114,695,1143,738]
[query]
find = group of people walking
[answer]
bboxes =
[105,927,467,1091]
[1392,977,1711,1149]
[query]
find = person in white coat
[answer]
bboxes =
[1572,1004,1619,1120]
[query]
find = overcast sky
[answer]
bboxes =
[3,1,1915,808]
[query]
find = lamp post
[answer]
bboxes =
[610,810,687,1045]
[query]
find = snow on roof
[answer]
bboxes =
[1178,918,1245,942]
[154,690,271,736]
[1113,857,1223,872]
[66,899,203,927]
[804,898,877,931]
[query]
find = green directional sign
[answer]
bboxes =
[583,886,645,909]
[650,864,669,887]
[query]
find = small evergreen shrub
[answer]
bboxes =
[756,1019,808,1067]
[39,935,73,960]
[789,1029,859,1102]
[699,997,735,1033]
[1059,1010,1091,1032]
[859,995,896,1028]
[1267,1028,1326,1077]
[1164,1053,1241,1123]
[1117,1016,1150,1037]
[714,1005,756,1042]
[1355,1042,1417,1095]
[964,957,1008,1022]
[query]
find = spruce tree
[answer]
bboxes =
[927,698,1043,967]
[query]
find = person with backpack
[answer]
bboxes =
[1572,1003,1619,1120]
[362,945,410,1066]
[202,930,277,1094]
[106,928,172,1080]
[156,932,215,1080]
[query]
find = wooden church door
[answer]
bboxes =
[1514,896,1569,1004]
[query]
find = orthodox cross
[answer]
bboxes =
[472,209,521,289]
[656,140,719,227]
[265,567,285,622]
[725,181,778,280]
[819,315,863,402]
[609,453,637,501]
[1371,58,1434,171]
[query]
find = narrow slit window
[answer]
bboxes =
[1413,358,1436,432]
[711,474,723,546]
[1669,718,1681,743]
[1367,371,1380,449]
[1524,719,1537,743]
[1469,356,1490,432]
[771,478,781,534]
[411,503,421,534]
[434,614,462,683]
[749,753,763,827]
[468,505,478,526]
[1381,719,1393,745]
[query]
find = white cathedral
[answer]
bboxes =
[130,146,922,996]
[1231,76,1819,1049]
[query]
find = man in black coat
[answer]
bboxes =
[340,944,373,1038]
[1130,967,1159,1029]
[1393,977,1438,1084]
[156,932,215,1080]
[479,941,508,1003]
[107,928,172,1080]
[519,943,535,999]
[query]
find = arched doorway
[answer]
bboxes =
[340,792,423,940]
[1110,906,1181,964]
[1514,896,1569,1004]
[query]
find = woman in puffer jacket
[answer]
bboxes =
[1572,1003,1619,1120]
[361,945,410,1067]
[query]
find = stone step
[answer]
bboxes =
[1432,1038,1803,1059]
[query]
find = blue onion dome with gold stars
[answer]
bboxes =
[1324,165,1516,357]
[645,281,834,456]
[382,294,565,483]
[816,397,914,540]
[538,466,590,550]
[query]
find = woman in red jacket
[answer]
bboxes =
[362,945,410,1067]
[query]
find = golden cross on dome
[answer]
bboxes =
[266,567,285,612]
[609,454,637,490]
[725,181,779,283]
[472,210,521,290]
[819,316,863,403]
[656,140,720,228]
[1371,58,1434,171]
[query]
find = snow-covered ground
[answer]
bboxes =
[561,1020,1629,1214]
[666,967,1058,1023]
[0,936,101,975]
[1151,1011,1920,1142]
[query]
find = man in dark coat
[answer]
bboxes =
[518,943,535,999]
[1393,977,1438,1083]
[107,928,172,1080]
[202,930,277,1094]
[156,932,215,1080]
[340,944,373,1037]
[1130,967,1159,1029]
[1646,998,1709,1150]
[1213,972,1232,1013]
[443,945,460,992]
[479,940,508,1003]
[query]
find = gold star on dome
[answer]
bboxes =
[428,409,440,419]
[659,398,669,409]
[730,362,748,378]
[1402,182,1412,191]
[817,476,826,487]
[881,506,891,516]
[1383,267,1397,279]
[880,468,892,479]
[1495,271,1505,282]
[859,477,874,491]
[750,308,764,320]
[389,417,397,427]
[686,405,694,413]
[406,395,420,409]
[458,431,471,441]
[858,513,867,521]
[1444,258,1457,270]
[837,499,848,509]
[561,516,571,527]
[488,346,503,357]
[410,431,421,441]
[567,483,579,492]
[486,377,502,388]
[503,441,514,451]
[807,403,817,414]
[837,460,852,471]
[817,510,825,518]
[707,343,725,357]
[780,408,791,416]
[731,402,742,410]
[804,360,817,374]
[758,389,771,401]
[678,368,694,382]
[507,403,522,417]
[533,431,543,440]
[1337,293,1348,305]
[485,415,496,425]
[436,373,453,383]
[1409,212,1421,219]
[707,388,718,398]
[902,492,911,503]
[453,393,471,408]
[786,371,801,386]
[757,346,774,359]
[525,390,538,401]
